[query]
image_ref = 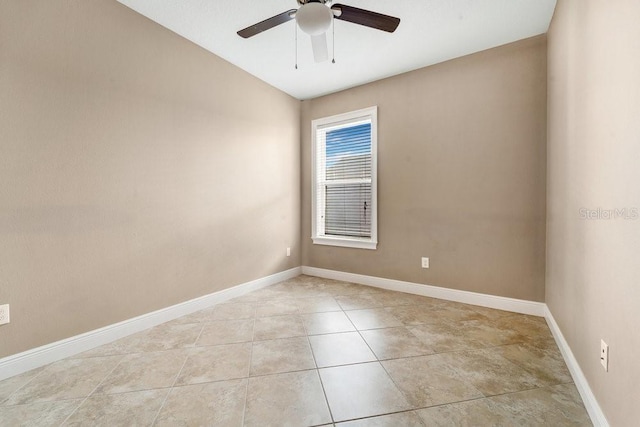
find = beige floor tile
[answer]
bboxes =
[438,348,546,396]
[415,397,511,426]
[455,318,525,347]
[5,356,121,405]
[372,291,441,308]
[196,319,254,346]
[493,314,552,342]
[417,303,490,323]
[64,389,168,426]
[154,379,247,426]
[253,315,306,340]
[290,276,348,295]
[208,302,257,320]
[382,355,483,408]
[360,327,433,359]
[322,281,370,296]
[287,287,331,299]
[287,282,334,298]
[250,337,316,376]
[94,349,188,395]
[345,308,404,330]
[256,299,300,317]
[176,343,251,385]
[335,294,384,311]
[309,332,377,368]
[356,287,397,297]
[337,411,425,426]
[173,302,256,324]
[302,311,356,335]
[137,322,203,352]
[0,367,45,404]
[489,383,592,425]
[320,362,411,422]
[0,400,81,426]
[245,370,332,427]
[229,287,285,302]
[384,305,440,326]
[295,296,342,313]
[494,341,573,386]
[408,322,485,353]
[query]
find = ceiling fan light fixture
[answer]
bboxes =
[295,2,333,36]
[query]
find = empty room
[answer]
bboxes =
[0,0,638,425]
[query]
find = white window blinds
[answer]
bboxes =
[322,122,372,237]
[312,107,377,250]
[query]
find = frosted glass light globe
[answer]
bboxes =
[296,3,332,36]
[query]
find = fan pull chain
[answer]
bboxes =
[294,22,298,70]
[332,17,336,64]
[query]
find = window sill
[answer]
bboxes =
[312,236,377,250]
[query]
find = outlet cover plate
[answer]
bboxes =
[0,304,9,325]
[421,257,429,268]
[600,339,609,371]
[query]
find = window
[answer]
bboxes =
[312,106,377,250]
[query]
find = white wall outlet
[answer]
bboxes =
[286,247,291,257]
[421,257,429,268]
[600,339,609,371]
[0,304,9,325]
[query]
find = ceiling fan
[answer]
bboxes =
[237,0,400,63]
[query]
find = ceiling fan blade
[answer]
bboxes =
[237,9,297,38]
[310,33,329,63]
[331,4,400,33]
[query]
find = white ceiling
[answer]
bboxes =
[116,0,556,100]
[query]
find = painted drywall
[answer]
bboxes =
[0,0,300,358]
[546,0,640,424]
[301,36,547,302]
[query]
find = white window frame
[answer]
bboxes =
[311,106,378,250]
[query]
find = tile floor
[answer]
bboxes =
[0,275,592,426]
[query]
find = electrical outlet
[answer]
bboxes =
[286,247,291,257]
[0,304,9,325]
[600,339,609,371]
[421,257,429,268]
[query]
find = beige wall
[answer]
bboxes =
[546,0,640,424]
[302,36,548,302]
[0,0,300,358]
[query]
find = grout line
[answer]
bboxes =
[58,355,126,426]
[332,303,424,419]
[192,323,206,347]
[149,353,190,426]
[1,365,49,406]
[480,384,561,400]
[345,308,412,406]
[240,303,258,426]
[301,305,335,425]
[330,408,426,425]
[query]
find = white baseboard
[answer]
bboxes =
[302,266,545,316]
[0,267,301,382]
[1,264,605,427]
[544,306,609,427]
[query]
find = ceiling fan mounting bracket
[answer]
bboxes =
[297,0,332,5]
